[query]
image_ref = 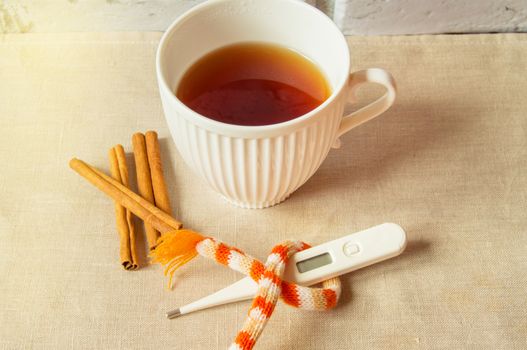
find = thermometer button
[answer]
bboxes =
[343,242,360,256]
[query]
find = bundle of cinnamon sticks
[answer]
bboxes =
[107,131,177,270]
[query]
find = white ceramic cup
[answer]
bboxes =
[157,0,396,209]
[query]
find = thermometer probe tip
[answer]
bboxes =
[166,308,181,319]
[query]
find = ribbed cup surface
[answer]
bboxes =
[163,90,346,208]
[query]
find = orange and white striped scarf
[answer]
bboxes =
[152,229,341,350]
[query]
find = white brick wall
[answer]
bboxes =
[1,0,526,35]
[333,0,527,35]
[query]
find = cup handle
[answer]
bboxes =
[333,68,397,148]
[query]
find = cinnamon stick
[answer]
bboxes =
[145,131,172,218]
[69,158,182,233]
[132,133,159,250]
[109,145,138,270]
[114,146,140,267]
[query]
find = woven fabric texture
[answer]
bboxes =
[0,32,526,349]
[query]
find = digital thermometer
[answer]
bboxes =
[166,223,407,319]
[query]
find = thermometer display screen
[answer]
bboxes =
[296,253,333,273]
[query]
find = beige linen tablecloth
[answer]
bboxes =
[1,32,526,349]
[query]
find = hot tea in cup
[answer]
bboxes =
[157,0,396,208]
[176,42,330,126]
